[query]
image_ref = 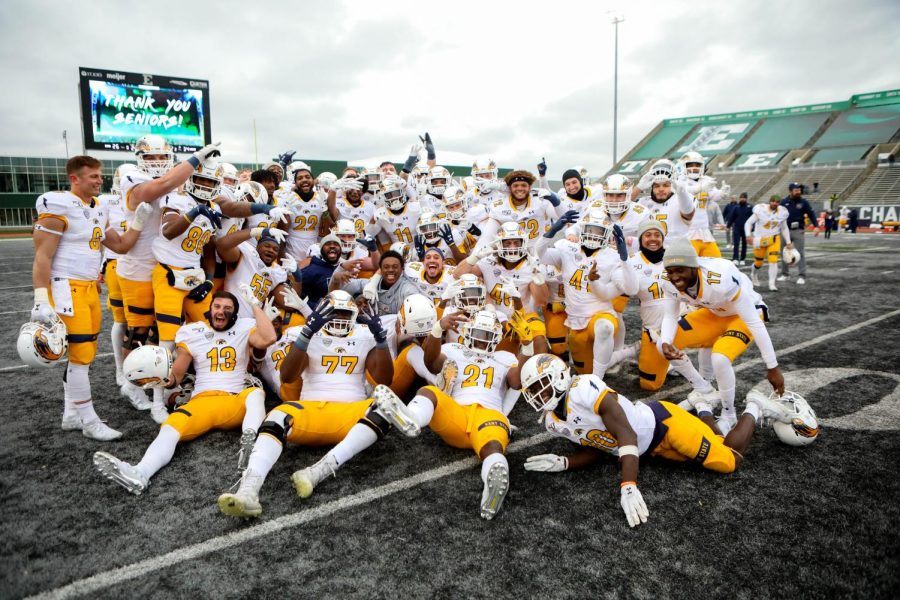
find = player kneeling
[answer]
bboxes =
[520,354,807,528]
[92,290,277,495]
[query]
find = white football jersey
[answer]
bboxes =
[441,343,517,413]
[542,374,657,456]
[636,194,691,244]
[255,326,302,396]
[152,192,217,268]
[660,257,762,317]
[627,252,669,333]
[285,192,328,260]
[368,203,421,245]
[557,185,601,216]
[300,324,376,402]
[405,262,456,304]
[175,318,257,395]
[335,197,376,237]
[225,241,288,316]
[477,254,539,318]
[117,169,163,281]
[463,187,505,210]
[750,204,789,241]
[417,193,445,215]
[682,176,716,241]
[596,202,651,254]
[540,239,621,330]
[487,196,556,248]
[36,191,109,282]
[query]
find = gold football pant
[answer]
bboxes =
[273,399,374,447]
[649,401,736,473]
[568,312,619,375]
[164,387,256,441]
[49,279,101,365]
[420,385,509,456]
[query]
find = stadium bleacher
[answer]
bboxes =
[713,169,781,200]
[846,164,900,206]
[765,164,867,203]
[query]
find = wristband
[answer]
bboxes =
[187,156,200,168]
[618,445,639,458]
[34,287,49,304]
[431,322,444,339]
[620,480,637,488]
[375,339,389,349]
[465,253,480,266]
[293,333,312,352]
[520,341,534,357]
[250,203,269,215]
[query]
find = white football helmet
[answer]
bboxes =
[603,174,633,216]
[333,219,358,253]
[361,167,383,191]
[461,309,503,355]
[133,134,174,177]
[111,163,136,195]
[123,345,173,389]
[317,171,337,192]
[184,158,224,201]
[648,159,676,186]
[389,241,415,263]
[417,212,446,244]
[580,209,613,250]
[471,158,498,183]
[234,181,268,204]
[521,354,572,412]
[17,317,67,367]
[400,294,438,338]
[220,162,239,191]
[771,391,819,446]
[322,290,358,336]
[442,186,467,221]
[380,176,408,211]
[454,273,486,314]
[427,166,452,197]
[496,222,528,261]
[288,160,312,181]
[680,151,705,181]
[783,246,801,266]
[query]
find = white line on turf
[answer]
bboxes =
[0,352,113,372]
[25,306,900,600]
[0,309,29,315]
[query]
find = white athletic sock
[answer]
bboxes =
[768,262,778,287]
[671,356,713,392]
[152,387,165,409]
[62,377,78,420]
[591,320,615,379]
[698,347,714,381]
[743,402,761,423]
[135,424,180,479]
[241,389,266,432]
[327,423,378,467]
[481,453,508,483]
[66,363,100,424]
[406,395,435,427]
[613,312,626,351]
[711,352,736,415]
[246,434,283,482]
[610,342,637,366]
[111,322,127,378]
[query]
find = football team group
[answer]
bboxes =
[19,133,819,527]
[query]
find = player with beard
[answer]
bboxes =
[92,290,277,494]
[298,234,345,307]
[334,250,422,316]
[635,159,695,245]
[216,225,292,318]
[405,247,456,305]
[279,162,328,260]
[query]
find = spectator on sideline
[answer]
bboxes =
[780,183,819,285]
[824,210,835,239]
[707,196,725,238]
[722,195,738,248]
[848,208,859,233]
[727,192,753,265]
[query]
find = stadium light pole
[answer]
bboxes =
[62,130,69,159]
[611,13,624,168]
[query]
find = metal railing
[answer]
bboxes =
[0,208,35,230]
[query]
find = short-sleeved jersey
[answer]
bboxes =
[152,193,218,268]
[255,326,301,394]
[541,240,620,329]
[636,194,691,244]
[36,191,109,281]
[660,257,762,316]
[542,374,657,456]
[750,204,789,240]
[301,324,377,402]
[442,343,516,413]
[335,198,376,237]
[405,262,456,304]
[477,254,539,318]
[557,185,601,216]
[596,202,651,252]
[101,193,128,261]
[225,241,288,316]
[463,187,506,210]
[117,169,163,280]
[369,203,421,246]
[627,252,669,331]
[487,196,556,248]
[175,318,257,394]
[286,192,328,260]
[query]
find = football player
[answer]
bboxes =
[557,168,600,215]
[336,250,422,316]
[463,158,506,209]
[405,247,457,305]
[473,170,560,254]
[678,152,722,258]
[219,162,239,194]
[418,165,453,214]
[215,225,291,318]
[413,211,466,264]
[635,159,695,245]
[366,175,420,248]
[28,155,153,439]
[326,175,373,238]
[282,161,328,260]
[93,289,277,494]
[217,290,399,517]
[520,353,804,528]
[745,195,794,292]
[380,293,440,399]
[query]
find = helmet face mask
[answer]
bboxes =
[496,223,527,261]
[471,159,497,184]
[334,220,358,253]
[134,135,174,177]
[220,163,238,191]
[323,291,358,336]
[455,275,486,314]
[235,181,268,204]
[380,176,407,211]
[680,152,705,181]
[521,354,571,412]
[461,310,502,354]
[648,159,675,187]
[427,166,452,197]
[580,210,613,250]
[17,318,68,367]
[603,174,632,215]
[184,159,223,201]
[417,213,445,244]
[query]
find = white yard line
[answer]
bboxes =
[0,353,113,372]
[25,306,900,600]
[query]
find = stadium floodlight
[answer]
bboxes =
[609,12,625,167]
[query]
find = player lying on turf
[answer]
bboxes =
[519,354,802,528]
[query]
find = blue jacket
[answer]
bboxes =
[300,256,338,307]
[726,203,753,230]
[780,196,818,232]
[722,202,738,222]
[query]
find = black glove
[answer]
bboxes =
[546,210,580,237]
[275,150,296,168]
[466,223,482,237]
[357,235,378,252]
[439,223,454,246]
[543,191,561,207]
[357,304,387,344]
[420,133,436,160]
[413,234,427,261]
[301,298,335,337]
[188,203,222,229]
[537,157,547,177]
[612,224,628,261]
[187,280,213,302]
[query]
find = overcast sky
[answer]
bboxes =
[1,0,898,178]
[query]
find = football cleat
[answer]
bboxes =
[776,275,788,282]
[372,385,421,438]
[796,277,805,285]
[150,402,169,425]
[480,461,510,521]
[218,489,262,518]
[93,452,147,495]
[291,454,338,498]
[716,412,738,436]
[746,389,799,425]
[121,383,152,410]
[751,269,760,287]
[82,420,123,441]
[237,429,257,471]
[686,388,721,414]
[61,414,81,431]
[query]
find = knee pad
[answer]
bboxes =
[124,327,150,350]
[593,319,614,341]
[257,410,293,444]
[360,410,391,439]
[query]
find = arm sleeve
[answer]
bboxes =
[675,185,695,220]
[612,262,639,296]
[658,298,680,346]
[733,293,778,368]
[588,278,621,301]
[779,220,792,245]
[743,213,757,238]
[341,278,366,297]
[536,235,564,260]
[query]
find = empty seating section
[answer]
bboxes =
[712,170,780,201]
[765,166,866,203]
[629,124,694,160]
[740,113,829,152]
[846,166,900,205]
[814,105,900,148]
[811,145,872,163]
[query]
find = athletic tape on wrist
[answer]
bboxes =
[618,445,639,458]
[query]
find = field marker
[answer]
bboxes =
[0,352,113,372]
[25,306,900,600]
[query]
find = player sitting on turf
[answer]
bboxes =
[520,354,801,528]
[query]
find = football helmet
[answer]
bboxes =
[679,151,705,181]
[123,345,173,389]
[361,167,383,190]
[471,158,498,183]
[783,246,801,266]
[580,209,613,250]
[288,160,312,180]
[234,181,268,204]
[317,171,337,192]
[442,186,467,221]
[17,317,67,367]
[111,163,136,195]
[520,353,572,412]
[454,273,486,314]
[399,294,438,337]
[496,222,528,261]
[133,134,174,177]
[772,391,819,447]
[461,309,503,354]
[427,166,452,197]
[184,158,224,201]
[389,241,415,263]
[603,174,633,216]
[417,212,446,244]
[322,290,358,336]
[380,176,408,211]
[648,159,676,186]
[333,219,358,254]
[220,162,239,191]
